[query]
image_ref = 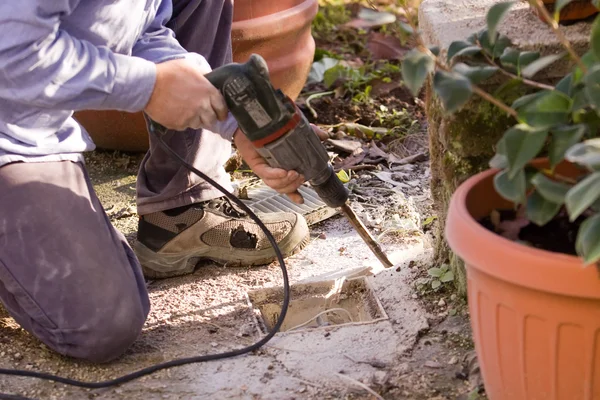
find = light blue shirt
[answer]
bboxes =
[0,0,237,167]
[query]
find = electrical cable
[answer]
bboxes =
[0,122,291,399]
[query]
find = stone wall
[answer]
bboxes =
[418,0,592,295]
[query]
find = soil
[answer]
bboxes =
[479,208,582,256]
[300,82,416,128]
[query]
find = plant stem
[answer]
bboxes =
[409,19,519,119]
[472,86,519,117]
[529,0,587,73]
[481,51,555,91]
[305,91,335,119]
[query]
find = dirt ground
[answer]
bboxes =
[0,148,483,400]
[0,2,485,399]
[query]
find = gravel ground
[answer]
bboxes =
[0,149,482,400]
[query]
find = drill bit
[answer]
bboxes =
[340,203,394,268]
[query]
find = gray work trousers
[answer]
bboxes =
[0,0,234,363]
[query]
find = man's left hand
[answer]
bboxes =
[233,124,329,204]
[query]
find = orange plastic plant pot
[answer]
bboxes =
[445,161,600,400]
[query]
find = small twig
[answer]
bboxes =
[480,51,555,91]
[306,91,335,119]
[541,169,578,184]
[529,0,587,73]
[335,373,385,400]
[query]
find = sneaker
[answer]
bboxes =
[133,197,310,279]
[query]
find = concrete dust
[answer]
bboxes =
[0,150,480,399]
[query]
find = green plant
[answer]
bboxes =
[428,264,455,289]
[312,1,351,39]
[401,0,600,264]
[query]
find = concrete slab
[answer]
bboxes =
[419,0,592,79]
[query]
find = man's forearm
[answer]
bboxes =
[0,2,160,113]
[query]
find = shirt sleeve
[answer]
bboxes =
[131,0,188,64]
[0,1,157,113]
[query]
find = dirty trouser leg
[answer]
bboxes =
[0,161,150,363]
[136,0,235,215]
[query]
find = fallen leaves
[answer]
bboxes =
[367,32,409,60]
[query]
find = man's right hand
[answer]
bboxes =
[144,57,228,131]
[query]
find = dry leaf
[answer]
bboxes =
[367,32,408,60]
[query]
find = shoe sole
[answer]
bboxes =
[134,232,311,280]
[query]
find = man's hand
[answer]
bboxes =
[144,57,227,131]
[234,124,329,204]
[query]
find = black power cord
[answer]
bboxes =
[0,122,291,399]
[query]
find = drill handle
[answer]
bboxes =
[203,54,270,92]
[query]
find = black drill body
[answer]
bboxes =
[204,54,349,208]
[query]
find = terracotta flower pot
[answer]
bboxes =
[445,160,600,400]
[531,0,599,23]
[75,0,318,152]
[231,0,318,100]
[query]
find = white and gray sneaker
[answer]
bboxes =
[134,197,310,279]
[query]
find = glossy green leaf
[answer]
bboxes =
[466,32,478,44]
[500,47,520,69]
[501,125,548,178]
[565,138,600,170]
[555,73,573,95]
[521,53,565,78]
[486,2,515,44]
[576,214,600,264]
[592,13,600,60]
[572,88,589,112]
[399,21,414,35]
[530,172,571,204]
[526,191,562,226]
[565,171,600,220]
[519,51,541,68]
[492,34,512,58]
[401,49,434,97]
[517,90,572,128]
[452,63,498,84]
[494,168,527,205]
[490,135,508,169]
[584,65,600,115]
[511,91,545,110]
[307,57,339,84]
[428,267,443,277]
[429,45,440,56]
[573,51,599,84]
[447,41,480,61]
[549,125,586,167]
[432,70,473,113]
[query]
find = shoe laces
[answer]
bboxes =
[203,197,247,219]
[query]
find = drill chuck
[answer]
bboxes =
[312,166,349,208]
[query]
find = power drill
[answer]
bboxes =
[204,54,393,268]
[204,54,347,208]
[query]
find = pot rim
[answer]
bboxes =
[231,0,318,40]
[445,163,600,299]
